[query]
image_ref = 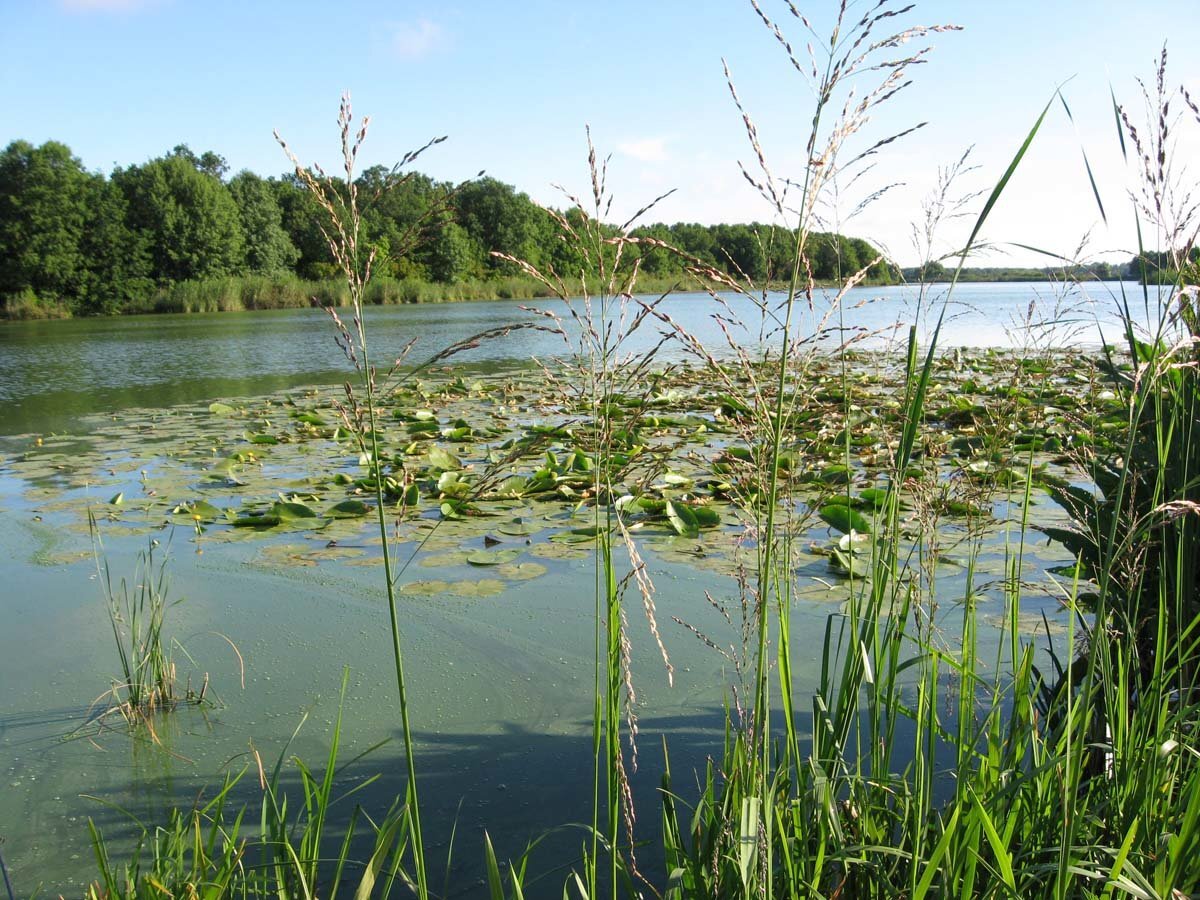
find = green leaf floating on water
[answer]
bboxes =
[427,446,461,471]
[271,500,318,520]
[666,500,699,538]
[496,518,538,536]
[172,499,223,521]
[856,488,890,509]
[829,547,870,578]
[245,432,280,445]
[496,562,547,580]
[466,548,523,566]
[819,502,872,535]
[550,525,606,543]
[231,513,282,528]
[401,578,505,598]
[208,401,237,416]
[327,499,372,518]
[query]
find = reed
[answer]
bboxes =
[88,520,207,727]
[73,6,1200,899]
[85,670,408,900]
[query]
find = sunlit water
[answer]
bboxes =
[0,284,1118,895]
[0,282,1145,437]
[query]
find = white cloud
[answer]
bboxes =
[392,18,443,60]
[60,0,152,11]
[617,137,669,163]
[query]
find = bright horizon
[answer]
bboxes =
[3,0,1198,268]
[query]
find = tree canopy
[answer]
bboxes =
[0,137,900,316]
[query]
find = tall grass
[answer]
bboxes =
[274,95,448,900]
[86,670,408,900]
[490,128,690,898]
[647,18,1200,900]
[74,6,1200,900]
[87,520,208,728]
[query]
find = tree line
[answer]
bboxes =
[0,139,896,317]
[902,260,1134,283]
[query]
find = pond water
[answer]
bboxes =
[0,281,1144,437]
[0,284,1123,896]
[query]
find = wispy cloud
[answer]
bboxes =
[392,18,443,60]
[60,0,154,11]
[617,137,669,163]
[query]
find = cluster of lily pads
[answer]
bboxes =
[0,348,1123,618]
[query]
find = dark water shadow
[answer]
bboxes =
[68,704,807,899]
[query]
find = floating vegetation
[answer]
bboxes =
[0,348,1119,627]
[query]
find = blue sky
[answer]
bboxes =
[2,0,1197,266]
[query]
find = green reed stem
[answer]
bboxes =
[358,277,429,900]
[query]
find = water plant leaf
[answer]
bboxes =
[271,500,318,520]
[174,499,223,521]
[427,446,461,471]
[819,503,872,535]
[528,542,588,560]
[208,402,237,416]
[466,548,523,566]
[231,513,282,528]
[496,518,538,536]
[401,579,450,596]
[419,551,472,569]
[448,579,506,598]
[496,562,547,580]
[327,499,373,518]
[666,500,700,538]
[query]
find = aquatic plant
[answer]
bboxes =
[89,519,208,728]
[66,6,1200,900]
[85,670,407,900]
[274,95,446,900]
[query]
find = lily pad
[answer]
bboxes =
[818,502,872,535]
[427,446,461,471]
[327,499,373,518]
[496,518,539,537]
[419,551,472,569]
[529,542,589,560]
[448,578,506,597]
[496,562,548,580]
[271,500,319,520]
[466,548,523,566]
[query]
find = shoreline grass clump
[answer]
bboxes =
[85,670,408,900]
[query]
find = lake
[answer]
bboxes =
[0,281,1144,437]
[0,283,1130,896]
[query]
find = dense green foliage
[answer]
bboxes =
[0,138,898,318]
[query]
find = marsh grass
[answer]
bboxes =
[85,671,409,900]
[86,520,209,730]
[490,126,699,898]
[644,21,1200,900]
[76,6,1200,900]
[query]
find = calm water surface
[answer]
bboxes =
[0,282,1144,435]
[0,284,1119,895]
